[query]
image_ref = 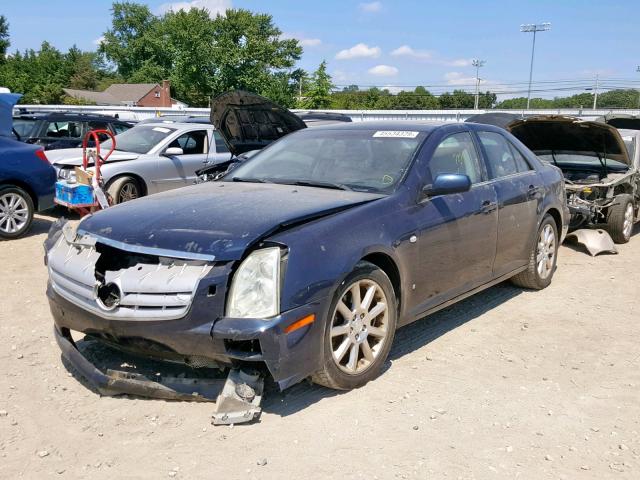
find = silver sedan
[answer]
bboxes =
[47,122,231,204]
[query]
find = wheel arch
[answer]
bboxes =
[0,179,38,210]
[360,251,402,314]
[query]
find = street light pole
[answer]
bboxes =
[520,22,551,110]
[592,74,599,110]
[636,66,640,110]
[472,59,486,110]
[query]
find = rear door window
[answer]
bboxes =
[213,131,229,153]
[429,132,483,184]
[13,118,37,138]
[477,131,519,179]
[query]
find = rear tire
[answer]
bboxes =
[0,186,34,239]
[107,176,142,205]
[606,194,634,244]
[312,262,397,390]
[511,214,558,290]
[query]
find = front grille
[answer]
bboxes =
[48,237,212,321]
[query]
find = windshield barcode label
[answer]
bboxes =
[373,131,419,138]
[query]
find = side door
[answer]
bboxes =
[410,130,499,317]
[475,130,543,277]
[156,129,210,190]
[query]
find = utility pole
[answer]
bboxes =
[592,74,599,110]
[636,66,640,110]
[472,59,486,110]
[520,22,551,110]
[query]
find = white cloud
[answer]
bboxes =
[93,36,105,46]
[336,43,381,60]
[158,0,231,18]
[281,33,322,48]
[444,72,476,85]
[359,1,382,13]
[368,65,398,76]
[390,45,432,60]
[332,70,349,82]
[446,58,472,67]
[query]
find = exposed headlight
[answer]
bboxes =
[227,247,281,318]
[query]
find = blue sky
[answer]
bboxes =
[3,0,640,98]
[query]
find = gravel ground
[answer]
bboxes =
[1,213,639,479]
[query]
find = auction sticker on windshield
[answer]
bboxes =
[152,127,171,133]
[373,131,419,138]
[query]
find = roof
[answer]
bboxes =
[14,111,129,122]
[63,83,158,106]
[308,120,447,132]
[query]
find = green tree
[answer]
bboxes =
[0,15,9,61]
[303,60,333,109]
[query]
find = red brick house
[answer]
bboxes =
[63,80,185,107]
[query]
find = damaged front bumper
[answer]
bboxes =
[45,220,328,396]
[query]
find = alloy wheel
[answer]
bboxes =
[536,223,556,279]
[0,192,29,235]
[330,279,390,375]
[119,182,139,203]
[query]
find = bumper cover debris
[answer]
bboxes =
[565,228,618,256]
[55,326,264,425]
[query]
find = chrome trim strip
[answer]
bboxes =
[76,230,216,261]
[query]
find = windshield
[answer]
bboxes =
[225,128,424,193]
[101,125,176,154]
[537,152,629,171]
[622,135,636,160]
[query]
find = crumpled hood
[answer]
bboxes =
[47,148,139,167]
[78,181,383,261]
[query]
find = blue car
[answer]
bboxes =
[0,93,56,239]
[45,92,569,405]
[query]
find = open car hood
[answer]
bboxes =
[467,113,631,166]
[596,113,640,131]
[0,93,22,137]
[210,90,307,156]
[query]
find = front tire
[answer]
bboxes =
[511,214,558,290]
[606,194,634,244]
[107,176,142,205]
[312,262,397,390]
[0,186,34,239]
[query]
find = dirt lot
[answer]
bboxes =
[1,214,639,479]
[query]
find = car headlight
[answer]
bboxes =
[227,247,281,318]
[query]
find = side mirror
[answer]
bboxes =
[422,173,471,199]
[164,147,184,156]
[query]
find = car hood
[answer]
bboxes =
[78,181,384,261]
[210,90,307,156]
[596,114,640,131]
[47,148,139,167]
[0,93,22,137]
[467,114,631,166]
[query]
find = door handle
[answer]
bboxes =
[527,185,543,198]
[480,200,497,214]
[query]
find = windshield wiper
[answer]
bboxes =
[231,176,270,184]
[274,179,352,191]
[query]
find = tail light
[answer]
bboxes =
[35,148,50,164]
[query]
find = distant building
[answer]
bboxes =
[63,80,186,108]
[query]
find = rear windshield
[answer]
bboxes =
[13,118,37,138]
[101,125,176,154]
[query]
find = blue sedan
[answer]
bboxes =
[46,119,568,396]
[0,93,56,239]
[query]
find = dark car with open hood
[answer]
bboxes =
[45,91,568,423]
[467,113,639,247]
